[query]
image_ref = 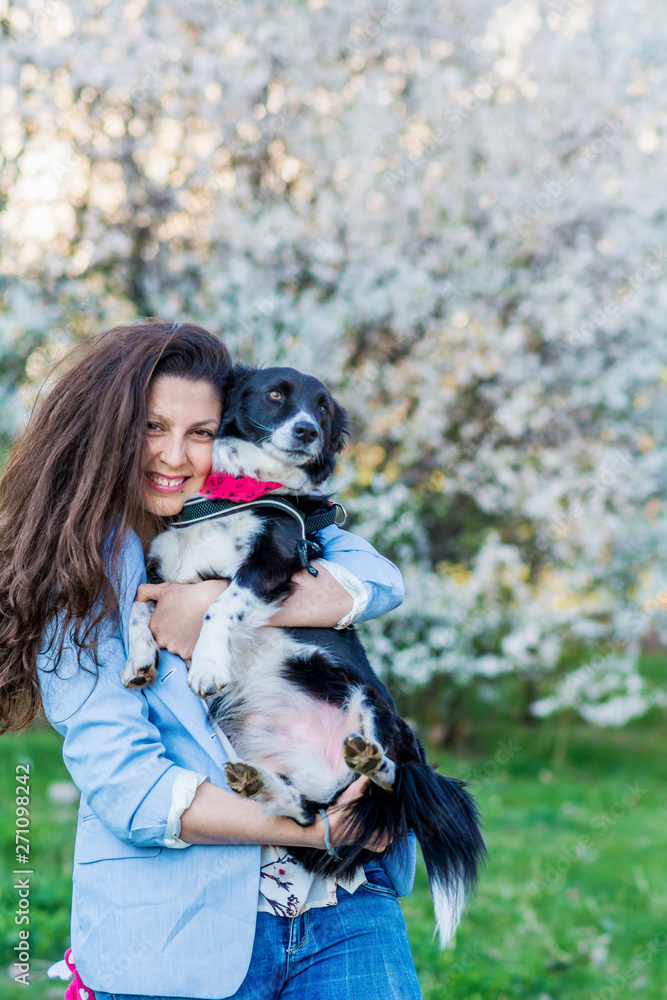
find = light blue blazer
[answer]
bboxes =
[38,527,416,999]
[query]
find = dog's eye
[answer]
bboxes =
[269,390,283,401]
[319,405,328,415]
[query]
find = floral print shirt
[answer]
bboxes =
[258,845,366,917]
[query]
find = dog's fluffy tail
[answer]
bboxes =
[396,764,486,947]
[296,762,486,948]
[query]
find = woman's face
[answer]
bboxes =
[142,376,222,517]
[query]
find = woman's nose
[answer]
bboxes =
[159,434,188,468]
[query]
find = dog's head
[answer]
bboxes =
[213,365,349,489]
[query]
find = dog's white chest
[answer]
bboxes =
[150,511,262,583]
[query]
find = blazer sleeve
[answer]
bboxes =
[313,523,405,623]
[37,532,207,848]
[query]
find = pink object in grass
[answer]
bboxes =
[63,949,95,1000]
[203,472,284,501]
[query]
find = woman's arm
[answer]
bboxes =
[178,774,388,851]
[312,521,405,622]
[139,566,353,657]
[38,607,377,852]
[39,534,393,853]
[140,524,404,659]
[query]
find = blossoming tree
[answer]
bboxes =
[1,0,666,727]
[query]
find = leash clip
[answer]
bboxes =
[298,538,319,576]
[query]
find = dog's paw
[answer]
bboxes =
[225,761,264,798]
[343,733,385,776]
[121,643,160,688]
[187,656,234,697]
[343,732,395,791]
[188,632,235,696]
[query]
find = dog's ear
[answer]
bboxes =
[328,399,350,454]
[224,363,253,405]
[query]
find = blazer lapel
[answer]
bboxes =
[149,652,236,770]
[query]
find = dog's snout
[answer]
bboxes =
[293,422,319,445]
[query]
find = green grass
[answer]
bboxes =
[0,726,79,997]
[1,679,666,999]
[403,712,667,1000]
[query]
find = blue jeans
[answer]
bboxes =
[94,867,423,1000]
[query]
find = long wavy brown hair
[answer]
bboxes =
[0,319,232,733]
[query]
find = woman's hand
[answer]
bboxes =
[136,579,229,660]
[305,777,393,854]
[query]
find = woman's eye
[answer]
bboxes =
[193,428,215,438]
[269,390,283,401]
[147,422,162,432]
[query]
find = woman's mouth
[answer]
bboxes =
[144,471,190,494]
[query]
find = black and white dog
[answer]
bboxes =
[122,365,486,947]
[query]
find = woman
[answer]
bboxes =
[0,320,422,1000]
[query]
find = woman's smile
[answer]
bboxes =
[144,471,190,493]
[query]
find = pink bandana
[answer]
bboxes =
[64,948,96,1000]
[203,472,284,502]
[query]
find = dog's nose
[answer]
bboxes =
[293,422,319,445]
